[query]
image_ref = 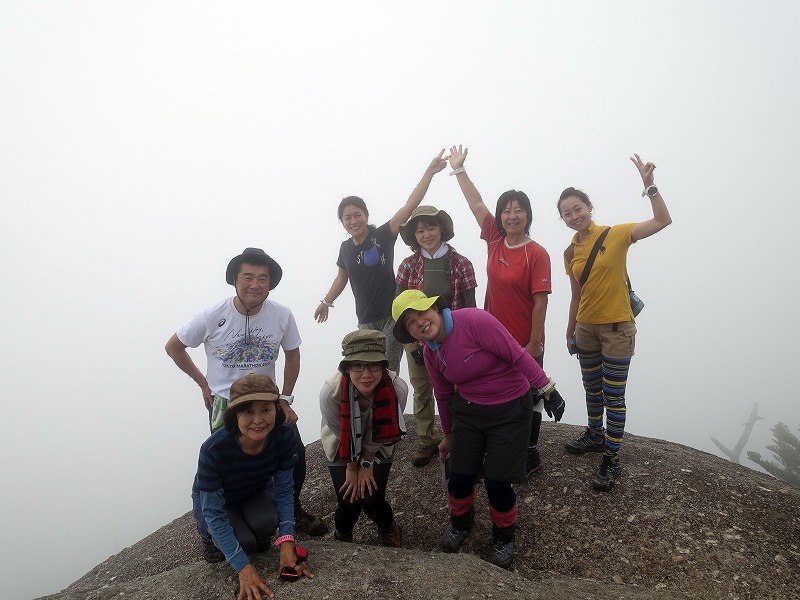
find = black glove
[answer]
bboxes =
[543,389,565,422]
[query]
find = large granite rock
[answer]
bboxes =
[39,420,799,600]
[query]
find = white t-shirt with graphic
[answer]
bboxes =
[177,297,301,399]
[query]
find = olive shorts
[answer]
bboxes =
[575,321,636,359]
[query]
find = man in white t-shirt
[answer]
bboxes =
[166,248,328,562]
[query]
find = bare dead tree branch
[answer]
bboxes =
[710,403,763,464]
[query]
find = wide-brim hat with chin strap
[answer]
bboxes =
[338,329,389,374]
[399,206,455,248]
[225,247,283,289]
[226,373,281,413]
[391,290,443,344]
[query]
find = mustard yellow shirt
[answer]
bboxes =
[565,222,635,324]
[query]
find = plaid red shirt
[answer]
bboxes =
[395,245,478,310]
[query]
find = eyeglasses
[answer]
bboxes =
[348,362,383,373]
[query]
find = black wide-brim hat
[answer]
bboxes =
[225,248,283,289]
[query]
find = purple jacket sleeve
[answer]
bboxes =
[514,349,551,390]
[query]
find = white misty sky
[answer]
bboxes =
[1,2,798,598]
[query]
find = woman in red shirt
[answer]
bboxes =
[448,144,553,477]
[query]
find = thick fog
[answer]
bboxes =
[2,2,798,598]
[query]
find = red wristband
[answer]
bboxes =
[274,534,294,547]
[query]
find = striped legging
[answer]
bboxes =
[579,349,631,454]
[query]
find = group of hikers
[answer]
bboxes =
[165,145,672,599]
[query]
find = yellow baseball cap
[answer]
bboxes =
[391,290,441,344]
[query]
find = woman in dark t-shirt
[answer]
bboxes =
[314,150,447,373]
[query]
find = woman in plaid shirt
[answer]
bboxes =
[395,205,478,467]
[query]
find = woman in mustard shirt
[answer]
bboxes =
[559,154,672,492]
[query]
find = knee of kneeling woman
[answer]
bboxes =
[236,528,259,555]
[245,510,279,546]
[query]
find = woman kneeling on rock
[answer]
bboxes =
[392,290,565,569]
[195,373,314,600]
[319,329,407,546]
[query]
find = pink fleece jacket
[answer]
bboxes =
[423,308,550,434]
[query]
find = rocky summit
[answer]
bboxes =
[39,420,799,600]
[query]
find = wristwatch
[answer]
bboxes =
[359,457,374,469]
[642,184,659,198]
[278,394,294,405]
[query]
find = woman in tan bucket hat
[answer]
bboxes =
[319,329,408,547]
[395,205,478,467]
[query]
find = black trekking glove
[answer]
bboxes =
[542,390,565,422]
[536,378,565,422]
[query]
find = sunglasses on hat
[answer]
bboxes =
[279,545,308,581]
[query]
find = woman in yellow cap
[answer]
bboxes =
[391,290,564,569]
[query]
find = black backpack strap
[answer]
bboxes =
[578,227,611,287]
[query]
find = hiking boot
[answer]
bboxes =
[565,427,605,454]
[441,523,470,553]
[411,442,439,467]
[334,528,353,542]
[490,539,514,569]
[592,454,621,492]
[378,521,402,548]
[201,535,224,563]
[525,445,542,477]
[295,503,329,536]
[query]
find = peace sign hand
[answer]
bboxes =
[630,153,655,186]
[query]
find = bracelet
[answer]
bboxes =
[320,299,334,308]
[449,167,465,176]
[536,378,556,396]
[274,534,294,547]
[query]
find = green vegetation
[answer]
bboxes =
[747,422,800,487]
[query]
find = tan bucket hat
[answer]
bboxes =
[399,206,455,248]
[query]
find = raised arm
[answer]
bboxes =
[388,149,448,236]
[630,153,673,242]
[448,145,491,226]
[314,267,349,323]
